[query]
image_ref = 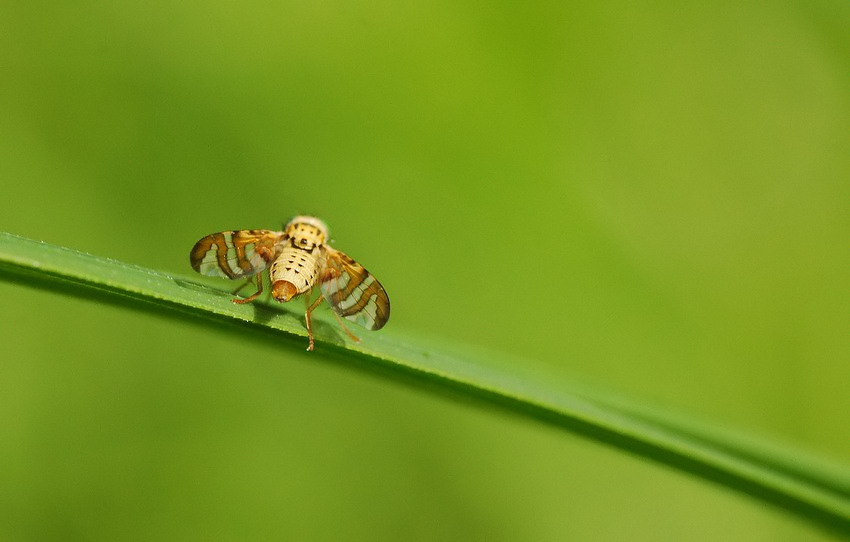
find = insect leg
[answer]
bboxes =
[304,294,325,351]
[232,274,263,304]
[231,278,253,296]
[331,311,361,343]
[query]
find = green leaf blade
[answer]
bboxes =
[1,231,848,535]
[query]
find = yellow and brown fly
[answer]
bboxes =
[190,216,390,350]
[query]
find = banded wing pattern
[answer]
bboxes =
[321,248,390,330]
[190,230,283,279]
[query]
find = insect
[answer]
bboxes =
[189,216,390,351]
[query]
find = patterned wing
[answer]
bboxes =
[320,248,390,330]
[190,230,284,279]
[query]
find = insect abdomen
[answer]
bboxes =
[269,245,322,301]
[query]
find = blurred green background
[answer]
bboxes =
[1,0,848,540]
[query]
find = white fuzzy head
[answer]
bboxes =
[285,215,330,238]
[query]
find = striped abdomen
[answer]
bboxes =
[269,240,324,302]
